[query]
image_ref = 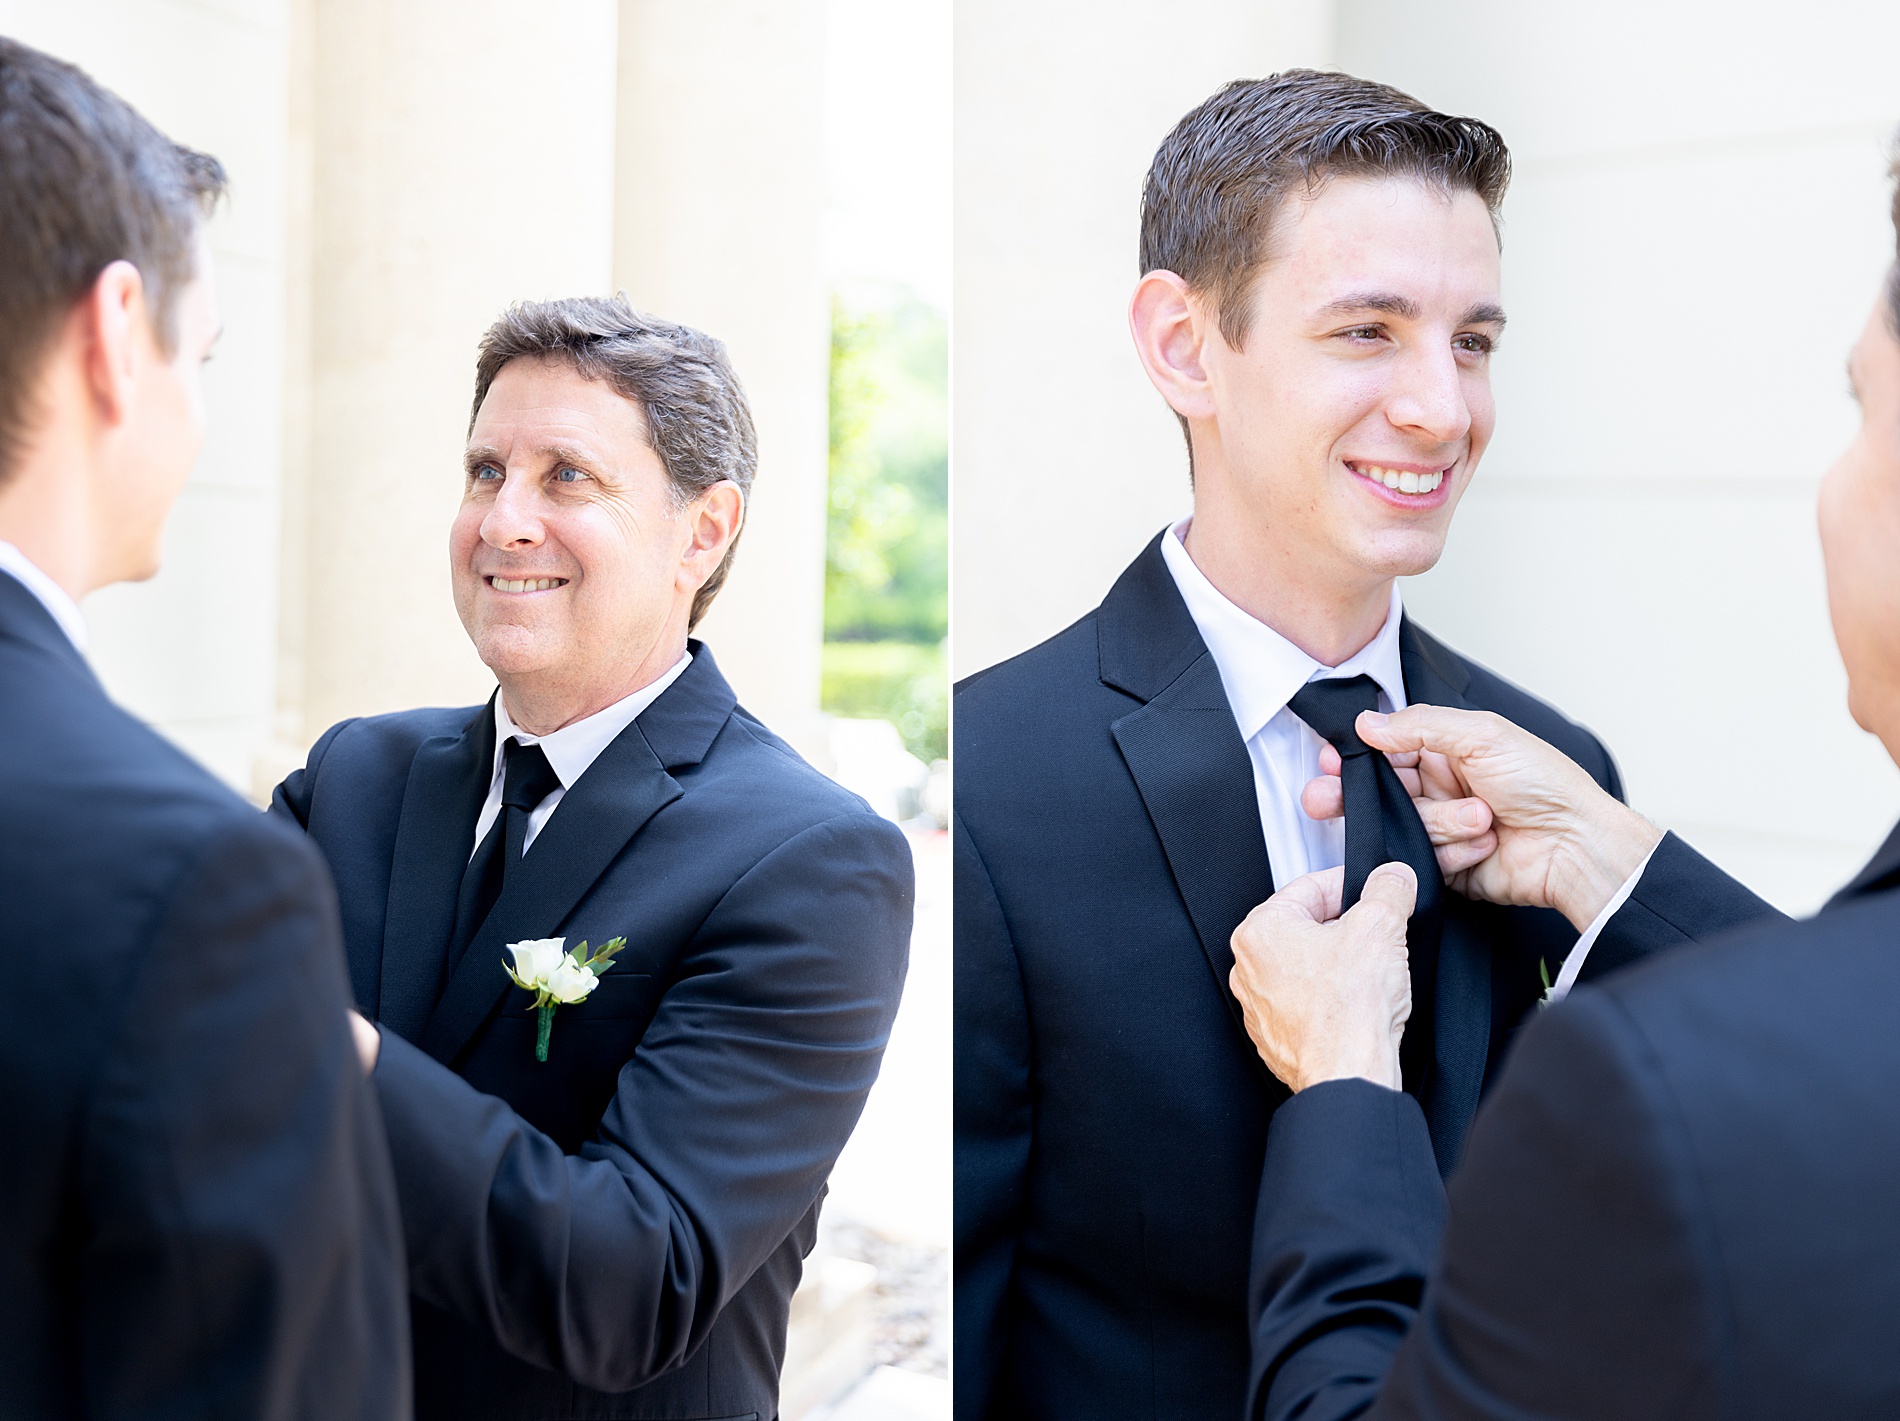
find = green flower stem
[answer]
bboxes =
[536,1003,554,1062]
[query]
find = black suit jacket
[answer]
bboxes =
[271,643,914,1421]
[954,535,1650,1420]
[0,571,409,1419]
[1244,828,1900,1419]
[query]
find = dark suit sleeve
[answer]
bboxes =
[368,810,913,1393]
[79,815,409,1421]
[1251,992,1720,1421]
[952,812,1033,1420]
[1248,1081,1446,1421]
[268,717,356,829]
[1580,831,1787,981]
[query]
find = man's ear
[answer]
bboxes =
[80,260,150,429]
[678,479,745,592]
[1129,270,1218,422]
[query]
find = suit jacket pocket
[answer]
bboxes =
[498,971,654,1019]
[568,969,655,1019]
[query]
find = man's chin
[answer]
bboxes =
[472,627,564,680]
[1350,530,1449,583]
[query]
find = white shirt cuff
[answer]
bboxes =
[1545,838,1663,1004]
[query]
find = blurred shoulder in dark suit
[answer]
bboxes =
[0,37,407,1421]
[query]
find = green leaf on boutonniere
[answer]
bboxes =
[503,935,630,1062]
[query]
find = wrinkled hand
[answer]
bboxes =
[348,1009,381,1075]
[1302,705,1661,929]
[1228,862,1416,1094]
[1301,736,1499,879]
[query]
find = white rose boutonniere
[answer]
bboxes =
[503,935,628,1061]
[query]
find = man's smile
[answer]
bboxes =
[1344,459,1452,505]
[485,575,571,594]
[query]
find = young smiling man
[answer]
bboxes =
[954,71,1664,1420]
[271,297,913,1421]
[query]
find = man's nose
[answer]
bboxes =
[1385,345,1472,446]
[481,471,546,547]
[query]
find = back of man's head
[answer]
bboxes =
[1141,70,1511,350]
[0,37,225,485]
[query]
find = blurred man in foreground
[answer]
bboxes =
[271,296,913,1420]
[0,37,408,1420]
[1230,155,1900,1421]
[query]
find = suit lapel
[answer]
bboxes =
[1398,618,1491,1172]
[1099,538,1276,1039]
[376,701,496,1038]
[1112,655,1276,1034]
[416,644,736,1066]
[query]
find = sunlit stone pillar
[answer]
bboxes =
[613,0,831,735]
[282,0,619,754]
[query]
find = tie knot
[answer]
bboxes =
[1287,674,1383,755]
[501,738,562,812]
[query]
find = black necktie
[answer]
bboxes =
[444,738,563,982]
[1286,675,1444,1097]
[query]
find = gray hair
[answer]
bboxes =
[471,294,757,628]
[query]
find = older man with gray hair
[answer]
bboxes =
[272,294,914,1421]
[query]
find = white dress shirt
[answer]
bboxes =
[1161,518,1621,1001]
[0,540,87,652]
[469,651,693,861]
[1161,519,1407,890]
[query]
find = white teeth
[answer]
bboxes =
[1356,464,1445,495]
[491,577,563,593]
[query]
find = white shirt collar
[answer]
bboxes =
[0,540,87,653]
[1160,518,1407,741]
[490,650,694,790]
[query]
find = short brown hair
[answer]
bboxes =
[0,38,225,483]
[1140,69,1512,349]
[471,296,758,629]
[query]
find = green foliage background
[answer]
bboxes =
[823,288,948,763]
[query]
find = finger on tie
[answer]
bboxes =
[1354,861,1419,928]
[1300,773,1344,822]
[1357,704,1495,764]
[1262,865,1346,925]
[1317,742,1343,777]
[1416,796,1492,846]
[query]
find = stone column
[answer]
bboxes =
[282,0,620,753]
[613,0,831,736]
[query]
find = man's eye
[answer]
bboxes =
[1454,333,1494,355]
[555,466,587,484]
[472,464,503,481]
[1343,326,1383,341]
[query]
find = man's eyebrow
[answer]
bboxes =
[1318,291,1421,322]
[1314,293,1508,329]
[461,442,606,473]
